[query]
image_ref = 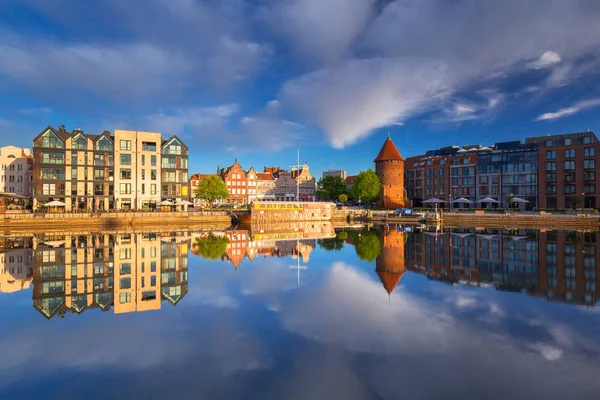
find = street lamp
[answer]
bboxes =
[582,192,585,213]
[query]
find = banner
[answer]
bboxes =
[253,203,304,211]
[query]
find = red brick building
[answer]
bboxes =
[220,160,248,205]
[375,228,406,295]
[526,132,599,209]
[374,136,405,209]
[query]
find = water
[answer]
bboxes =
[1,225,600,399]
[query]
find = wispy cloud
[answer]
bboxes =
[535,98,600,121]
[17,107,53,115]
[527,50,562,69]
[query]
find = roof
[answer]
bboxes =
[345,175,357,184]
[374,137,404,162]
[256,172,274,180]
[264,166,280,173]
[376,271,404,294]
[190,173,218,182]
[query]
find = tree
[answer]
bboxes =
[338,193,348,204]
[195,176,229,205]
[192,234,230,260]
[317,237,344,251]
[352,169,381,203]
[317,176,347,201]
[568,194,583,209]
[354,229,381,262]
[504,195,514,208]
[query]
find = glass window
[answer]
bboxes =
[119,278,131,289]
[565,160,575,170]
[151,276,156,287]
[72,135,87,150]
[151,169,157,180]
[119,183,132,194]
[120,140,132,151]
[141,155,145,166]
[151,156,157,166]
[119,293,131,303]
[120,263,131,274]
[142,142,157,152]
[546,150,556,159]
[565,149,575,158]
[95,137,113,151]
[120,154,132,165]
[120,169,132,180]
[545,162,556,171]
[585,147,595,157]
[546,139,553,147]
[564,138,572,146]
[584,159,595,169]
[38,130,64,148]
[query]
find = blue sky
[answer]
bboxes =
[1,0,600,177]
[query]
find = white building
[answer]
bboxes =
[0,146,33,196]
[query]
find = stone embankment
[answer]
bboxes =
[0,211,233,232]
[440,212,600,230]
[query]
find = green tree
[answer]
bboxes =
[352,169,381,203]
[317,176,347,201]
[568,194,583,209]
[195,176,229,205]
[317,237,344,251]
[354,229,381,262]
[338,193,348,204]
[193,234,230,260]
[337,231,348,241]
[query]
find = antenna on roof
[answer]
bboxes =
[387,128,390,139]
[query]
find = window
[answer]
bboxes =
[545,173,556,183]
[585,184,596,194]
[120,278,131,289]
[565,160,575,170]
[72,154,77,165]
[584,171,596,182]
[546,139,553,147]
[38,131,64,148]
[585,147,595,157]
[94,154,104,166]
[142,184,145,194]
[42,184,56,195]
[120,140,132,151]
[545,161,556,171]
[94,169,105,179]
[546,185,557,194]
[565,184,576,194]
[427,160,432,166]
[72,135,87,150]
[71,169,77,180]
[41,152,65,164]
[583,136,592,144]
[95,137,113,151]
[564,138,572,146]
[151,184,157,195]
[584,160,595,169]
[142,155,145,166]
[151,276,156,286]
[120,249,132,260]
[120,263,131,273]
[119,293,131,303]
[120,154,132,165]
[546,150,556,159]
[480,176,488,184]
[142,142,156,151]
[162,157,176,169]
[151,169,157,180]
[120,169,132,180]
[182,158,188,169]
[151,155,157,166]
[565,149,575,158]
[164,142,183,155]
[120,183,132,194]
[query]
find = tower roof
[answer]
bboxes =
[376,271,404,294]
[374,137,404,162]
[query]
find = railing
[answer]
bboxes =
[0,210,230,220]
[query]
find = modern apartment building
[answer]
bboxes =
[405,131,596,209]
[0,145,33,196]
[526,132,599,209]
[322,169,347,180]
[33,126,188,211]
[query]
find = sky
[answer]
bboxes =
[1,0,600,177]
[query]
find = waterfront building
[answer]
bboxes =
[220,160,248,205]
[0,145,33,197]
[0,247,33,293]
[375,228,406,295]
[246,167,258,203]
[374,136,406,209]
[274,170,296,201]
[292,164,316,201]
[322,169,347,180]
[526,131,599,209]
[344,175,357,192]
[190,173,220,207]
[161,136,190,207]
[256,172,276,201]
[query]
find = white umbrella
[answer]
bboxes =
[451,197,473,204]
[175,200,194,206]
[511,197,529,204]
[422,198,446,204]
[158,200,173,206]
[44,200,66,207]
[476,197,499,203]
[451,232,473,238]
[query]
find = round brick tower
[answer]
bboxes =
[375,229,406,295]
[374,135,405,209]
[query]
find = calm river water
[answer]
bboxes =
[1,225,599,399]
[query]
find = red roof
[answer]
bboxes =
[256,173,274,180]
[374,138,404,162]
[376,271,404,294]
[190,173,218,182]
[264,166,280,173]
[345,175,357,184]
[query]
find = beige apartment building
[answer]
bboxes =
[114,130,162,210]
[0,248,33,293]
[0,145,33,196]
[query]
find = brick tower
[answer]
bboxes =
[374,134,405,209]
[375,228,406,295]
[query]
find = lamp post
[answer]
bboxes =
[582,192,585,214]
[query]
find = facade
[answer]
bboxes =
[246,167,258,203]
[33,126,188,211]
[322,169,347,180]
[274,170,296,201]
[374,136,405,209]
[0,146,33,197]
[161,136,190,205]
[256,172,276,201]
[527,132,599,209]
[221,160,248,205]
[293,164,316,201]
[345,175,357,192]
[0,247,33,293]
[190,173,219,207]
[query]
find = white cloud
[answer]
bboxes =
[144,104,239,135]
[528,51,562,69]
[535,98,600,121]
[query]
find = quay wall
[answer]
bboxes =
[440,213,600,229]
[0,211,233,231]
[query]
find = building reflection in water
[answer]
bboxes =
[404,228,599,307]
[31,232,190,319]
[0,237,33,293]
[375,228,406,296]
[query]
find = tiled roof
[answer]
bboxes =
[190,173,218,182]
[345,175,357,184]
[376,271,404,294]
[374,137,404,162]
[256,173,274,180]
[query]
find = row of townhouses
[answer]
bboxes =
[190,161,317,206]
[405,130,599,209]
